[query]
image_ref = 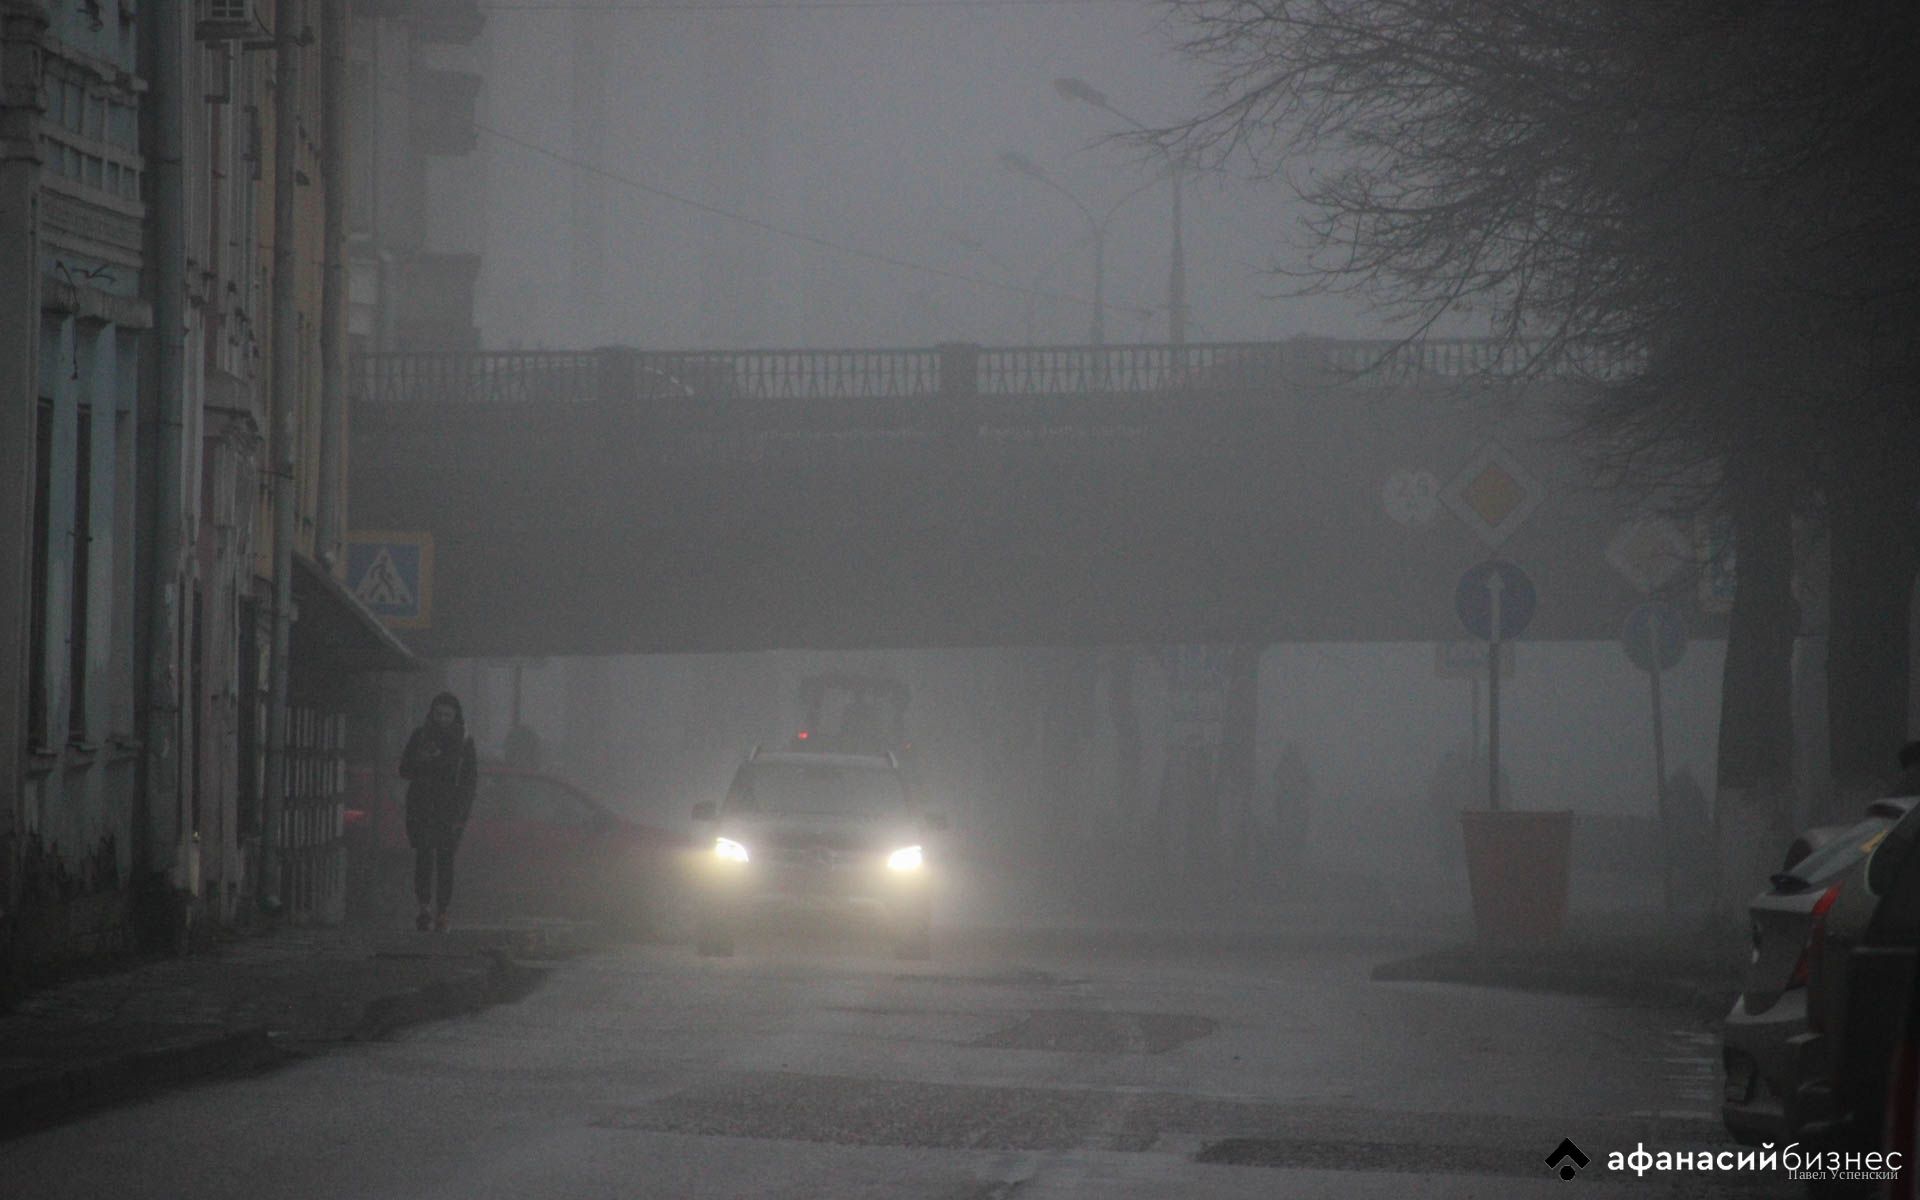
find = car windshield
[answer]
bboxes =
[729,763,906,819]
[1781,817,1891,888]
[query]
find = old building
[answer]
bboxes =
[1,0,154,981]
[2,0,414,989]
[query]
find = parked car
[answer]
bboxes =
[1798,796,1920,1158]
[1881,968,1920,1199]
[346,763,686,932]
[687,747,945,959]
[1722,800,1915,1146]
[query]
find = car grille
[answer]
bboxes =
[762,846,858,869]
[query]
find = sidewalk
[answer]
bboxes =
[1369,912,1748,1023]
[0,919,593,1139]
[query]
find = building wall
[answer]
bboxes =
[346,0,486,355]
[1,0,152,980]
[2,0,364,979]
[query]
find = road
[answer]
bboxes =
[3,923,1785,1198]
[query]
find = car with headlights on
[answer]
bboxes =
[689,748,946,959]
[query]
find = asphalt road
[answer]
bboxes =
[2,922,1790,1199]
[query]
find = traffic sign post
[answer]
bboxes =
[1622,601,1687,911]
[1451,558,1570,943]
[1456,561,1535,813]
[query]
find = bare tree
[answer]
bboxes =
[1163,0,1920,883]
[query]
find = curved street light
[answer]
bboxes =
[997,150,1156,346]
[1053,77,1189,346]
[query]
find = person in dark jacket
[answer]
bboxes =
[398,692,477,932]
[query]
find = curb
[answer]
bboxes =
[1370,943,1740,1023]
[2,950,552,1141]
[354,951,547,1041]
[1,1027,279,1140]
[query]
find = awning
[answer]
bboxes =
[292,552,422,675]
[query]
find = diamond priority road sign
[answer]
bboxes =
[1441,441,1545,547]
[1606,517,1691,595]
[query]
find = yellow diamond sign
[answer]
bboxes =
[1442,442,1544,547]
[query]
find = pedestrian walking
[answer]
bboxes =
[398,692,477,932]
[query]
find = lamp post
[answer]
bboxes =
[1053,77,1188,346]
[998,151,1154,346]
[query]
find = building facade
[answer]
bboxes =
[1,0,153,979]
[2,0,418,990]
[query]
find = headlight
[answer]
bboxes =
[886,844,924,872]
[714,837,750,864]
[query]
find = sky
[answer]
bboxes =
[468,0,1396,351]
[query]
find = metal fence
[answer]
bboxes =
[354,337,1628,406]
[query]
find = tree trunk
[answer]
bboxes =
[1824,434,1920,809]
[1714,453,1800,908]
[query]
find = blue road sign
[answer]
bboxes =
[1622,600,1687,673]
[1455,559,1537,642]
[345,532,433,628]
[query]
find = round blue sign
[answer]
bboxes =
[1622,601,1687,673]
[1455,559,1537,642]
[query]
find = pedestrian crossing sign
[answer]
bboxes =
[345,532,433,629]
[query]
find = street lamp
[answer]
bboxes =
[998,150,1153,346]
[1053,77,1189,346]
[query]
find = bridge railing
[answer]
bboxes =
[354,337,1625,405]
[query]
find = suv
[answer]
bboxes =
[689,748,945,959]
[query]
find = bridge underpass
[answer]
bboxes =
[349,339,1720,660]
[351,339,1735,905]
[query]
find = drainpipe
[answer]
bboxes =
[315,0,344,566]
[143,0,188,909]
[261,0,303,911]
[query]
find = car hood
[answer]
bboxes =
[720,815,917,853]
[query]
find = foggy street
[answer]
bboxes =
[4,912,1781,1199]
[6,0,1919,1193]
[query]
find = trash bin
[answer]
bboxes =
[1459,809,1573,941]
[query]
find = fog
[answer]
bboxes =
[465,0,1392,349]
[438,641,1742,927]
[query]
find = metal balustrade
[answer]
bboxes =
[354,337,1632,406]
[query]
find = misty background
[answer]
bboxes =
[460,0,1391,349]
[404,1,1886,920]
[440,643,1736,916]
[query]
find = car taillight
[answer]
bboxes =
[1790,880,1844,990]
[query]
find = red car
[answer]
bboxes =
[346,762,687,933]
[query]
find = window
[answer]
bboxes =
[67,404,91,739]
[27,399,52,745]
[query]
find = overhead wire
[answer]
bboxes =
[462,109,1166,318]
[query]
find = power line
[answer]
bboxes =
[469,113,1160,316]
